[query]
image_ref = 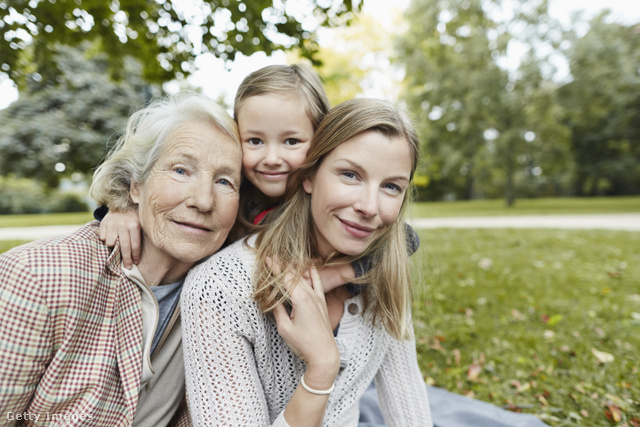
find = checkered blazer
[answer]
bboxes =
[0,222,190,426]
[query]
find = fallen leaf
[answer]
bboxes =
[452,349,461,366]
[630,416,640,427]
[467,362,483,381]
[580,409,589,418]
[604,403,622,422]
[547,314,563,326]
[511,309,526,321]
[591,348,615,364]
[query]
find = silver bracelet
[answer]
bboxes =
[300,374,334,395]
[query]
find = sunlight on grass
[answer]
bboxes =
[412,228,640,426]
[0,212,93,228]
[409,196,640,218]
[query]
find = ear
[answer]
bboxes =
[130,182,141,205]
[302,176,313,194]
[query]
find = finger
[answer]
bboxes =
[119,234,133,270]
[273,302,292,329]
[130,229,141,265]
[308,266,326,302]
[104,225,118,247]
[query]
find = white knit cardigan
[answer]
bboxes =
[181,236,433,427]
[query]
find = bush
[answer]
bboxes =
[0,176,88,214]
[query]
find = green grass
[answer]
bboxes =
[1,196,638,228]
[0,240,31,253]
[409,196,640,218]
[0,211,94,228]
[412,228,640,426]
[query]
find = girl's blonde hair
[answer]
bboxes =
[233,64,331,232]
[90,92,239,210]
[253,98,419,340]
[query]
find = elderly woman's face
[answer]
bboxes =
[131,120,242,267]
[302,130,412,257]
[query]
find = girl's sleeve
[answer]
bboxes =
[180,258,290,427]
[352,223,420,278]
[374,328,433,427]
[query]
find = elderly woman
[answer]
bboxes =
[0,93,242,426]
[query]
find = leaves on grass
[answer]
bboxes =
[604,402,622,422]
[511,309,527,320]
[591,348,615,364]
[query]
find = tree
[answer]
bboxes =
[1,0,360,87]
[396,0,570,203]
[396,0,508,201]
[0,45,162,188]
[559,13,640,196]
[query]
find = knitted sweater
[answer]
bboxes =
[181,237,433,427]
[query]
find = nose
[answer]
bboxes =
[263,144,283,166]
[354,186,378,218]
[186,177,215,212]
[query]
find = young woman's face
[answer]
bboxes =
[237,94,314,202]
[303,130,413,257]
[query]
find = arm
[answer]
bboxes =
[0,252,52,419]
[98,210,141,269]
[271,265,340,426]
[351,223,421,282]
[375,327,433,427]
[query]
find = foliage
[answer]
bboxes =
[396,0,639,202]
[0,175,88,214]
[413,228,640,426]
[396,0,574,204]
[559,14,640,196]
[0,44,162,188]
[0,0,360,87]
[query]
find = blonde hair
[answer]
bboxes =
[90,92,239,210]
[253,98,419,340]
[234,64,331,232]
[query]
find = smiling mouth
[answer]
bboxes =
[257,171,289,180]
[340,219,376,238]
[174,221,212,232]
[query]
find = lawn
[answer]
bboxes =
[409,196,640,218]
[1,196,639,228]
[1,198,639,426]
[413,228,640,426]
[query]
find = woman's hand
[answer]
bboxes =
[99,210,142,269]
[270,260,340,387]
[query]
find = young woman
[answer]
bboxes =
[181,98,433,426]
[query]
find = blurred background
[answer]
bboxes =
[0,0,638,213]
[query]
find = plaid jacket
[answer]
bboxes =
[0,222,190,426]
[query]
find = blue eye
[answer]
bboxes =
[174,168,187,175]
[341,171,357,179]
[384,183,402,193]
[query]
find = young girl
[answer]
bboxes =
[181,98,433,426]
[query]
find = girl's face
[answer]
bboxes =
[237,93,314,202]
[302,130,413,258]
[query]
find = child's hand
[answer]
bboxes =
[317,263,356,294]
[99,210,142,269]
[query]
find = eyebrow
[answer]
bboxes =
[337,158,410,182]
